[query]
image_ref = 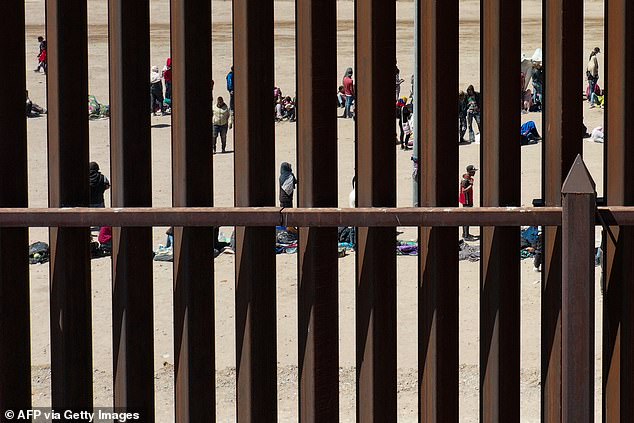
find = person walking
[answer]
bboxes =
[395,64,405,100]
[342,67,355,118]
[586,47,600,103]
[279,162,297,208]
[34,36,47,74]
[212,96,232,154]
[465,85,481,143]
[226,66,234,112]
[459,165,478,240]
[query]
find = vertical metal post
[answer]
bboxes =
[296,0,339,421]
[542,0,583,420]
[233,0,277,420]
[0,0,31,414]
[355,0,397,421]
[170,0,215,421]
[46,0,93,411]
[417,0,459,421]
[604,0,634,419]
[480,0,521,421]
[108,0,155,419]
[561,155,595,423]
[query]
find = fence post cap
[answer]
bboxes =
[562,154,596,194]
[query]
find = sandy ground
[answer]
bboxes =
[22,0,606,421]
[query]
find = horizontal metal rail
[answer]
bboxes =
[0,206,631,227]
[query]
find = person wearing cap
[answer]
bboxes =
[459,165,478,241]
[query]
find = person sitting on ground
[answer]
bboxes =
[520,121,542,145]
[89,161,110,208]
[589,84,604,108]
[279,162,297,208]
[337,85,346,108]
[282,96,296,122]
[26,90,47,117]
[98,226,112,255]
[150,66,165,115]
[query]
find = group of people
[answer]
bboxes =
[150,58,172,115]
[274,87,296,122]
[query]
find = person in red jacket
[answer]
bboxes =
[459,165,478,240]
[162,57,172,101]
[342,67,355,118]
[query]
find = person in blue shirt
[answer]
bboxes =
[226,66,234,112]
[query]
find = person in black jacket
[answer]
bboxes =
[279,162,297,208]
[89,161,110,208]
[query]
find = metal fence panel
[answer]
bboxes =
[46,0,93,411]
[296,0,340,420]
[417,0,459,421]
[170,0,215,420]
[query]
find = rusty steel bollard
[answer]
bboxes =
[561,155,596,423]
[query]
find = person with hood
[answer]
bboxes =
[150,66,164,115]
[162,58,172,102]
[279,162,297,208]
[89,162,110,208]
[212,96,232,153]
[342,67,355,118]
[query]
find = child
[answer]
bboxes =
[279,162,297,208]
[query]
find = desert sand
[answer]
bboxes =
[23,1,606,421]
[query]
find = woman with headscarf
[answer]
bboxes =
[279,162,297,208]
[150,65,164,115]
[342,67,355,118]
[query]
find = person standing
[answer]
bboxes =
[89,162,110,208]
[150,66,165,115]
[226,66,234,112]
[342,67,355,118]
[212,96,232,154]
[279,162,297,208]
[397,98,412,150]
[586,47,600,103]
[162,57,172,102]
[458,91,467,142]
[459,165,478,240]
[465,85,481,143]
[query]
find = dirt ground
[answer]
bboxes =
[23,0,606,421]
